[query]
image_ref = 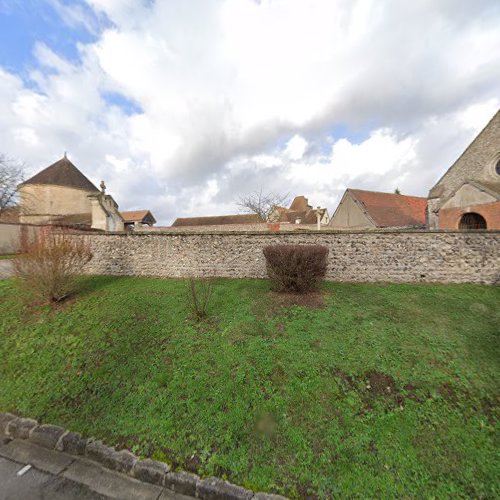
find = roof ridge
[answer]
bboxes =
[348,188,426,199]
[22,157,99,192]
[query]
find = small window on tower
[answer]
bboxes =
[496,158,500,176]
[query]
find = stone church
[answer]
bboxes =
[427,110,500,230]
[19,155,124,231]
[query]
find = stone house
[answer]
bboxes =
[329,189,427,229]
[427,109,500,230]
[121,210,157,230]
[272,196,330,225]
[19,156,124,231]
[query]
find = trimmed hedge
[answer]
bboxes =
[262,244,329,293]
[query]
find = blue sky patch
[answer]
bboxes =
[0,0,100,75]
[102,91,143,115]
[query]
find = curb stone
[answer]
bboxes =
[197,476,254,500]
[7,417,38,439]
[0,413,16,435]
[133,458,169,485]
[86,439,116,469]
[57,430,87,455]
[0,412,289,499]
[29,424,65,449]
[164,470,199,496]
[111,449,138,474]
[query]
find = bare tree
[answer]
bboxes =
[237,189,289,222]
[0,154,25,214]
[14,230,93,303]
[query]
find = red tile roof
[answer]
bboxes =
[289,195,312,211]
[172,213,261,226]
[349,189,427,228]
[120,210,156,224]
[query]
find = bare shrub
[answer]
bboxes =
[187,277,214,320]
[0,154,24,214]
[236,189,289,222]
[263,244,329,293]
[14,230,92,303]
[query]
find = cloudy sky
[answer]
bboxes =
[1,0,499,224]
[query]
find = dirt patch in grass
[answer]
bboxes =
[333,369,423,410]
[184,453,202,473]
[481,397,499,426]
[295,482,320,500]
[271,290,326,309]
[365,370,397,396]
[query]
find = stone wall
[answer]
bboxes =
[80,230,500,284]
[0,222,41,255]
[140,223,322,232]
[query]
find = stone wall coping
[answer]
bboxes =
[76,229,500,237]
[0,412,288,500]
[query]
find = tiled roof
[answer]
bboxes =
[280,210,306,223]
[172,213,261,226]
[120,210,157,224]
[279,207,326,224]
[22,157,99,192]
[349,189,427,228]
[289,196,312,211]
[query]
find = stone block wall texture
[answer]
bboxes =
[140,223,321,232]
[80,230,500,284]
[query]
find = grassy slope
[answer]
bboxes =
[0,277,499,498]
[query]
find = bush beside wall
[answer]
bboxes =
[263,244,328,292]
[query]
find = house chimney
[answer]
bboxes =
[100,180,106,194]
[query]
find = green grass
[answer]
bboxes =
[0,277,499,498]
[0,254,15,260]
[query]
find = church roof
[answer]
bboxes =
[22,157,99,192]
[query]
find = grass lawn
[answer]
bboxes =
[0,277,498,498]
[0,254,15,260]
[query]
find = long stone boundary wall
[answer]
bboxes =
[80,230,500,284]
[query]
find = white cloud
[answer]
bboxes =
[0,0,499,223]
[285,135,308,161]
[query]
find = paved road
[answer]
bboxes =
[0,260,13,279]
[0,439,191,500]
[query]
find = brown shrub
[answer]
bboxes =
[187,277,214,320]
[262,244,329,293]
[14,230,92,303]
